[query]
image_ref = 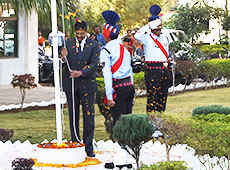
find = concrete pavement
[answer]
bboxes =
[0,84,66,106]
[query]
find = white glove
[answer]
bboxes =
[148,19,161,29]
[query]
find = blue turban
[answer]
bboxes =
[148,4,161,22]
[102,10,120,38]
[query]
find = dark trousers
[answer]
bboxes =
[145,68,171,112]
[65,91,95,154]
[110,85,135,125]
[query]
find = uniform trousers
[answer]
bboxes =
[109,84,135,167]
[145,64,171,112]
[65,90,95,154]
[110,85,135,125]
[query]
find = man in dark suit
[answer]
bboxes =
[61,20,100,157]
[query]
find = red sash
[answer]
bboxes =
[111,44,124,74]
[104,44,125,104]
[150,34,169,64]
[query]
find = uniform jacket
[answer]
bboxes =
[63,37,100,94]
[100,39,133,100]
[134,24,169,62]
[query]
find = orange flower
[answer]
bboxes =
[33,157,102,168]
[37,142,85,149]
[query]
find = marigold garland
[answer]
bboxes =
[33,157,101,168]
[37,142,85,149]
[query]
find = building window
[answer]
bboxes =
[0,5,17,58]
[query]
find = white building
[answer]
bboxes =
[0,6,38,85]
[179,0,230,45]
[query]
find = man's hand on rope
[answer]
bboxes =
[61,47,68,61]
[69,70,82,78]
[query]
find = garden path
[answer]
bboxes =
[0,84,66,106]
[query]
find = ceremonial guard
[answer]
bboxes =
[134,4,171,113]
[100,10,135,169]
[100,10,135,125]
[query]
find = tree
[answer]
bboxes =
[222,15,230,31]
[11,74,37,110]
[0,0,82,37]
[81,0,174,34]
[149,112,192,162]
[169,41,204,91]
[176,60,195,91]
[171,1,224,44]
[113,114,155,169]
[222,0,230,31]
[39,0,83,38]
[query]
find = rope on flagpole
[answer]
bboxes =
[60,0,66,140]
[61,0,81,143]
[61,0,66,48]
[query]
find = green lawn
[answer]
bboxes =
[0,87,230,144]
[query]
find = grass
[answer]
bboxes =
[1,87,230,144]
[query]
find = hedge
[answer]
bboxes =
[192,105,230,116]
[200,44,230,56]
[197,58,230,86]
[186,118,230,160]
[97,58,230,89]
[140,161,189,170]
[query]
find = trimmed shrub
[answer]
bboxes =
[218,58,230,86]
[12,158,34,170]
[192,105,230,116]
[200,44,230,57]
[185,119,230,169]
[140,161,190,170]
[198,59,220,84]
[113,114,155,169]
[0,129,14,142]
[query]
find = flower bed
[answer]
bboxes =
[37,142,86,165]
[37,141,85,149]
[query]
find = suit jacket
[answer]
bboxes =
[63,37,100,94]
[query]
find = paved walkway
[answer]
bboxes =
[0,84,66,106]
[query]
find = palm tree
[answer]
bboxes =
[0,0,82,34]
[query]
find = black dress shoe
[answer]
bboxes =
[126,164,132,169]
[116,164,132,169]
[87,152,95,157]
[105,162,115,169]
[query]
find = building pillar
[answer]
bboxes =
[25,9,38,84]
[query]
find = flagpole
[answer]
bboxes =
[51,0,62,145]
